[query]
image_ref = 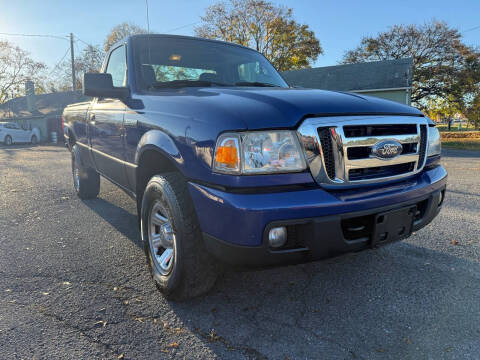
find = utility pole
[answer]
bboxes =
[70,33,76,91]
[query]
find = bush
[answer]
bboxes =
[440,132,480,139]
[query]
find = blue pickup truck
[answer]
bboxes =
[63,34,446,299]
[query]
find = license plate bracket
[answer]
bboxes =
[372,205,417,247]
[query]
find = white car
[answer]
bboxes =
[0,122,40,145]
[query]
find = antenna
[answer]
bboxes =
[145,0,152,72]
[145,0,151,33]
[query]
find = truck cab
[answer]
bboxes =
[63,34,446,300]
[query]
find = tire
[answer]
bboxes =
[141,173,219,300]
[31,135,38,145]
[4,135,12,146]
[71,145,100,199]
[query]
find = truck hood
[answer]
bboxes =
[140,87,423,131]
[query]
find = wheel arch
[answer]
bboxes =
[135,130,186,216]
[3,133,12,143]
[64,125,76,150]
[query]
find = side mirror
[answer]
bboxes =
[82,73,129,100]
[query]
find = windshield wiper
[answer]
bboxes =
[235,81,278,87]
[149,80,228,89]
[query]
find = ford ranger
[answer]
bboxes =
[63,34,446,300]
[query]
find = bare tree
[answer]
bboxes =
[0,41,46,103]
[195,0,322,71]
[342,20,480,108]
[104,22,147,52]
[49,44,105,91]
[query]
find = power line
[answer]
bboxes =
[164,21,199,33]
[74,36,93,47]
[0,31,94,48]
[47,46,71,76]
[0,32,68,41]
[462,25,480,34]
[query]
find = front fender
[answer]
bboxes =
[135,129,184,169]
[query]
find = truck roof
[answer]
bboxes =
[116,33,254,53]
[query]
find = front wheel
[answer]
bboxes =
[141,173,219,300]
[4,135,12,146]
[31,135,38,145]
[71,145,100,199]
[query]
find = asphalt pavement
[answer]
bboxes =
[0,145,479,359]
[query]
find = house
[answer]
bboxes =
[282,58,413,105]
[0,90,87,142]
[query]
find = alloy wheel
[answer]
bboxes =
[148,200,175,275]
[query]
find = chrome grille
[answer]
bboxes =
[297,116,429,187]
[317,128,335,179]
[417,125,427,170]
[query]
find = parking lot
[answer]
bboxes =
[0,145,479,359]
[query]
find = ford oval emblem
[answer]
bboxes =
[371,140,403,159]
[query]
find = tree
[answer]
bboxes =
[424,96,461,123]
[451,53,480,129]
[76,44,105,74]
[0,40,46,103]
[104,22,147,52]
[465,94,480,129]
[342,20,480,108]
[49,44,105,91]
[195,0,322,71]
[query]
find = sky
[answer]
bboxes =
[0,0,479,70]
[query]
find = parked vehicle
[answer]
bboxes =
[0,122,40,145]
[63,35,447,300]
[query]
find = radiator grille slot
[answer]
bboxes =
[347,143,417,160]
[317,128,336,180]
[349,162,415,181]
[417,125,427,170]
[343,124,417,137]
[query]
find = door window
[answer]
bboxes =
[238,61,272,83]
[106,46,127,87]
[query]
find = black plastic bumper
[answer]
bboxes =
[203,186,446,267]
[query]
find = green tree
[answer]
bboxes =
[451,53,480,129]
[104,22,147,52]
[195,0,322,71]
[465,94,480,130]
[342,20,480,109]
[0,40,46,103]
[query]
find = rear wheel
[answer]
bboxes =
[4,135,12,146]
[71,145,100,199]
[31,135,38,145]
[141,173,219,300]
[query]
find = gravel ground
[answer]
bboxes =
[0,145,479,360]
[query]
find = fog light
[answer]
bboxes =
[268,226,287,248]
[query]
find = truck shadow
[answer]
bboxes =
[82,196,143,249]
[75,189,479,359]
[166,241,480,359]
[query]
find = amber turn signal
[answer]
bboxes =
[213,135,240,173]
[215,144,238,168]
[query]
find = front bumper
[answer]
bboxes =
[188,165,447,266]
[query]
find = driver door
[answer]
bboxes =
[88,45,129,189]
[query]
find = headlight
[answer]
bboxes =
[213,130,306,174]
[427,126,441,156]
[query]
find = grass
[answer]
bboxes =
[439,130,480,151]
[441,138,480,151]
[437,124,477,132]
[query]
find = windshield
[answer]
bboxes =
[133,36,289,90]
